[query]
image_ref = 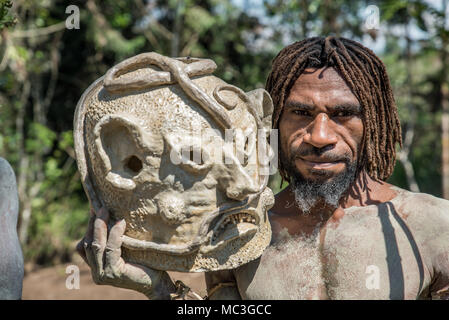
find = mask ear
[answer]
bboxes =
[246,88,274,131]
[93,115,161,191]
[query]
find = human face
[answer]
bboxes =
[279,67,364,183]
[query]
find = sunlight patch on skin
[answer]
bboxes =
[252,225,326,299]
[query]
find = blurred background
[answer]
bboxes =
[0,0,448,299]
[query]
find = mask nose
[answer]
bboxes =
[216,151,259,201]
[303,113,338,149]
[224,165,258,201]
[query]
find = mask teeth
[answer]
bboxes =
[223,212,254,224]
[211,212,257,242]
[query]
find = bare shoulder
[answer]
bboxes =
[392,186,449,217]
[390,186,449,239]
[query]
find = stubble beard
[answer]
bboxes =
[281,146,358,215]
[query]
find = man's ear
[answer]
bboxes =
[246,88,274,131]
[93,115,161,191]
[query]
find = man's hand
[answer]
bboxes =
[76,207,176,299]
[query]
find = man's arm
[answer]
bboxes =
[424,197,449,299]
[205,270,242,299]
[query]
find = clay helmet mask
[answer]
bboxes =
[74,52,275,272]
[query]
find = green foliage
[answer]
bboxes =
[0,0,15,30]
[26,197,89,265]
[26,123,57,153]
[1,0,447,267]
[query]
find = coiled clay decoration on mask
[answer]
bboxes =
[74,52,275,272]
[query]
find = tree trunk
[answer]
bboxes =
[442,86,449,198]
[171,0,182,57]
[441,0,449,199]
[399,19,420,193]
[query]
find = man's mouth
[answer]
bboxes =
[298,156,345,169]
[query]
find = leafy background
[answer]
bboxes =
[1,0,448,268]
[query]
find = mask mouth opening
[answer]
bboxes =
[211,211,258,244]
[119,194,259,255]
[198,207,260,254]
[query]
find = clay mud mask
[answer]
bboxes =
[74,52,276,272]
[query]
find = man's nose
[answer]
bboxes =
[303,113,338,148]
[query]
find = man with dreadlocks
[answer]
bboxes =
[204,36,449,300]
[81,36,449,300]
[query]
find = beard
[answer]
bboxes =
[281,144,357,215]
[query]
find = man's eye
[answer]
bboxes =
[334,111,353,117]
[292,109,311,116]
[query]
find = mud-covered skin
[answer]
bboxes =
[204,64,449,300]
[206,184,449,300]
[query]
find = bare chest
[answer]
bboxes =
[234,206,432,300]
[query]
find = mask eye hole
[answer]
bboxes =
[125,155,143,174]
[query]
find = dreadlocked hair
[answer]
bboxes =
[266,36,402,183]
